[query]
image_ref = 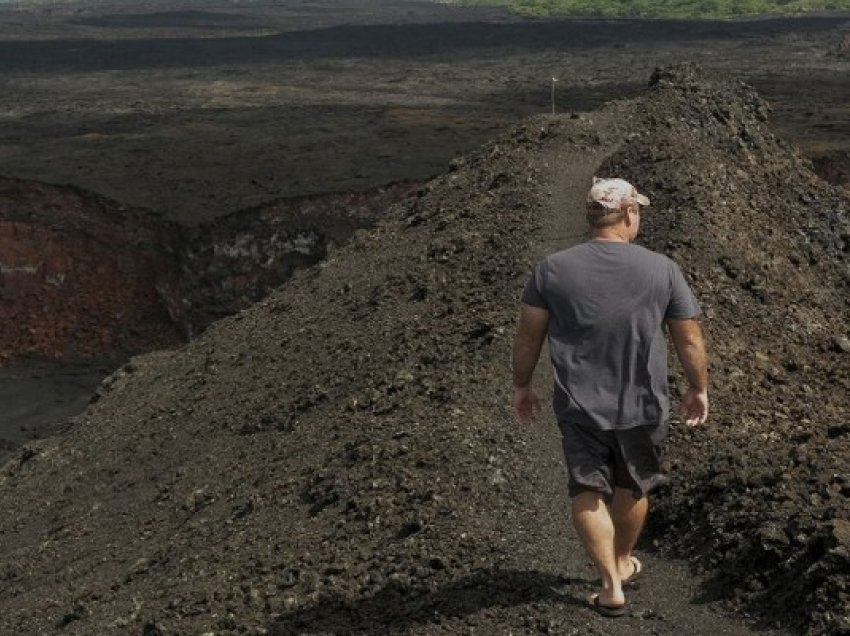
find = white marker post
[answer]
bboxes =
[551,77,558,114]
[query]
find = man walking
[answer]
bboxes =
[511,177,709,616]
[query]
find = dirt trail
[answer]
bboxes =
[500,111,792,636]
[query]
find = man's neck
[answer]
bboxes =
[591,226,631,243]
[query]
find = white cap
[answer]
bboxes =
[587,177,650,210]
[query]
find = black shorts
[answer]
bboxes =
[558,420,668,499]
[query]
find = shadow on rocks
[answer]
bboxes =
[268,568,587,635]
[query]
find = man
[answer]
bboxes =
[512,177,709,617]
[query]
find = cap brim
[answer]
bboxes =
[635,193,650,206]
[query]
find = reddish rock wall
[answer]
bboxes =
[0,177,185,364]
[0,177,417,365]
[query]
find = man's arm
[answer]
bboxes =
[666,318,709,426]
[512,304,550,422]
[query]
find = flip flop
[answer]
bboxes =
[623,556,643,586]
[588,593,626,618]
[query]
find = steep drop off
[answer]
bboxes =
[0,179,413,364]
[0,177,184,364]
[0,65,847,635]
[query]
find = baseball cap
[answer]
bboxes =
[586,177,650,210]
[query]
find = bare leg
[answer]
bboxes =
[571,491,624,607]
[610,487,648,580]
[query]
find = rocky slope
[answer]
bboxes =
[603,64,850,634]
[0,64,847,635]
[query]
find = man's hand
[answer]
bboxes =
[680,387,709,427]
[513,385,541,424]
[667,318,709,427]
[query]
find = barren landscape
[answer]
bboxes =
[1,1,850,221]
[0,1,848,635]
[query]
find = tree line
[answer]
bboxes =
[451,0,850,18]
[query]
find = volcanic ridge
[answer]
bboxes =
[0,64,848,635]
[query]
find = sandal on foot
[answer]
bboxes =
[623,556,643,585]
[588,593,626,618]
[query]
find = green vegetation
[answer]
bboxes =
[447,0,850,19]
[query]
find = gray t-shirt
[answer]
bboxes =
[522,240,701,431]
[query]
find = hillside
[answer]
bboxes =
[0,64,847,635]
